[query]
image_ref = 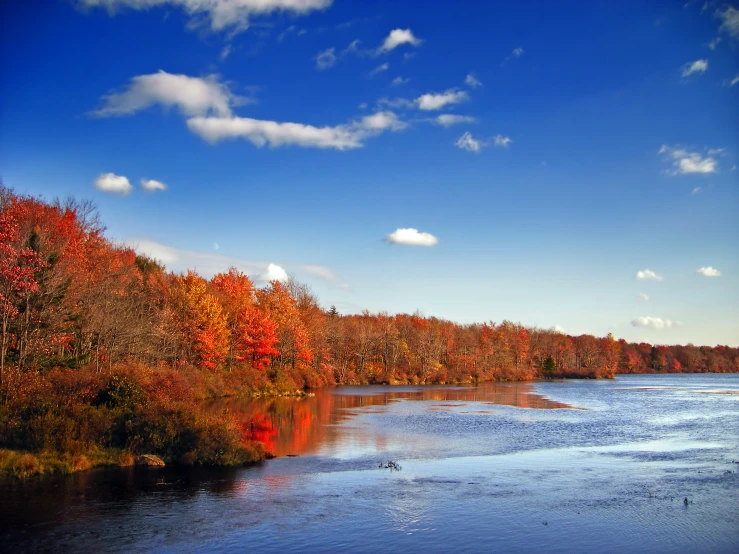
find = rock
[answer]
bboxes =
[135,454,165,467]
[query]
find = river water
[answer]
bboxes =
[2,374,738,553]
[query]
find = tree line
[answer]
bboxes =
[2,185,737,395]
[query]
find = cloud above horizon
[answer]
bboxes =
[377,29,423,54]
[681,58,708,77]
[140,178,167,192]
[631,316,681,329]
[415,89,469,111]
[385,228,438,246]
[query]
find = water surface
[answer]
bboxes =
[2,375,738,553]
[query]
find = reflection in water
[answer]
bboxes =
[218,382,574,457]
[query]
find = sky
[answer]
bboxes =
[0,0,738,346]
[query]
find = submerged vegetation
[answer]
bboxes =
[1,186,737,478]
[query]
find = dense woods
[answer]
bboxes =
[1,186,737,476]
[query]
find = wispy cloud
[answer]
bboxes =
[465,73,482,88]
[725,74,739,87]
[187,110,406,150]
[455,132,483,153]
[315,47,337,70]
[140,178,167,192]
[631,316,682,329]
[707,36,721,49]
[90,70,247,118]
[659,145,719,175]
[697,266,721,277]
[431,114,476,127]
[635,269,663,281]
[492,134,512,148]
[385,228,438,246]
[391,76,409,86]
[681,58,708,77]
[639,293,650,301]
[717,6,739,39]
[692,186,702,194]
[369,62,389,78]
[78,0,333,35]
[501,47,525,65]
[415,89,469,110]
[94,173,132,195]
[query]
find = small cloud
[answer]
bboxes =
[697,266,721,277]
[377,29,423,54]
[465,73,482,88]
[455,131,482,153]
[140,178,167,192]
[512,47,525,57]
[692,186,702,194]
[659,145,719,175]
[635,269,663,281]
[553,325,566,334]
[369,62,389,78]
[717,6,739,40]
[492,134,512,148]
[94,172,132,195]
[631,316,681,329]
[220,44,232,60]
[681,58,708,77]
[639,293,650,301]
[213,243,219,250]
[385,227,438,246]
[265,263,289,282]
[431,114,476,127]
[300,265,348,288]
[391,76,409,86]
[415,89,469,111]
[707,36,721,49]
[725,74,739,87]
[315,47,337,70]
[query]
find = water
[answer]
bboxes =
[2,374,738,553]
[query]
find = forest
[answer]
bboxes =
[1,186,737,477]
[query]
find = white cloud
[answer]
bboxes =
[140,178,167,192]
[186,110,406,149]
[512,47,525,57]
[265,263,289,282]
[465,73,482,87]
[717,6,739,39]
[78,0,333,34]
[692,186,702,194]
[697,266,721,277]
[658,145,719,175]
[707,36,721,49]
[220,44,232,60]
[681,58,708,77]
[391,76,409,86]
[492,134,512,148]
[553,325,566,334]
[638,293,649,301]
[369,62,389,77]
[213,242,220,250]
[91,70,244,118]
[431,114,476,127]
[455,131,482,153]
[377,97,415,109]
[415,89,469,111]
[631,316,681,329]
[635,269,663,281]
[726,74,739,87]
[315,47,337,70]
[377,29,422,53]
[94,172,132,195]
[385,227,438,246]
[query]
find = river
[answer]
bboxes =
[2,374,738,553]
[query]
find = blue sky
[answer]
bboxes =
[1,0,737,346]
